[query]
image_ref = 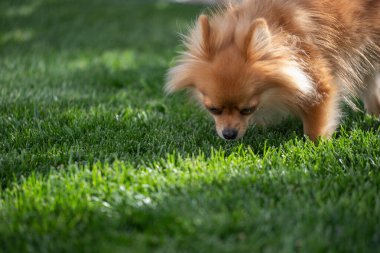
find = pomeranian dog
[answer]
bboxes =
[166,0,380,141]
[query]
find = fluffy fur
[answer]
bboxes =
[166,0,380,141]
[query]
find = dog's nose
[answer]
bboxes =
[222,128,238,140]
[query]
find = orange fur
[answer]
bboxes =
[166,0,380,141]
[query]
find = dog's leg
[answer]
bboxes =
[362,73,380,117]
[301,85,341,141]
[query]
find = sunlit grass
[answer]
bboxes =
[4,0,42,17]
[0,0,379,253]
[0,29,34,44]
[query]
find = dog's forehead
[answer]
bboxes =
[194,45,261,106]
[202,86,256,107]
[212,47,247,81]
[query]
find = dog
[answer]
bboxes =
[166,0,380,141]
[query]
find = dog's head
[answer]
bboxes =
[166,14,313,140]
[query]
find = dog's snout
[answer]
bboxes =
[222,128,238,140]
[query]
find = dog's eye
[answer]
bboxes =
[208,107,223,115]
[240,107,255,115]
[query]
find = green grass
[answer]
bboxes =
[0,0,379,252]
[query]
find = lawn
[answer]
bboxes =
[0,0,379,252]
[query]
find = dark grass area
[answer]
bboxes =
[0,0,380,252]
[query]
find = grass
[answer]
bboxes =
[0,0,379,252]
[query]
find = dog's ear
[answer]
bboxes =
[165,15,211,94]
[198,14,212,57]
[165,63,194,94]
[245,18,271,59]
